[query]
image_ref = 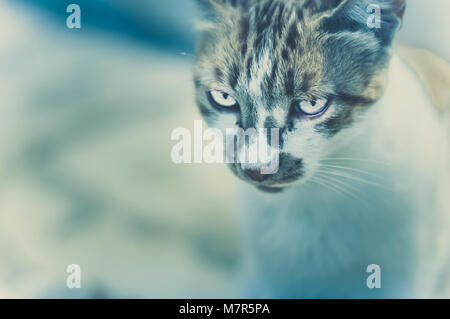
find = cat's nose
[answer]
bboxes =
[244,169,266,182]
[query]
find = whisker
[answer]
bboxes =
[318,164,383,180]
[319,157,391,165]
[314,173,369,204]
[310,176,346,197]
[311,175,363,201]
[317,167,387,189]
[315,172,370,204]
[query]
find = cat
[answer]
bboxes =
[193,0,450,298]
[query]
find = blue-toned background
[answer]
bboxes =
[0,0,449,298]
[14,0,199,52]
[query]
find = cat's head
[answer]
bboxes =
[193,0,405,192]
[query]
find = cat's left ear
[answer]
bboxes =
[321,0,406,46]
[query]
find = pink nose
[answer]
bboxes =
[244,169,266,182]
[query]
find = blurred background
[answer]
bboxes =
[0,0,449,298]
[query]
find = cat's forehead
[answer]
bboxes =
[199,1,332,105]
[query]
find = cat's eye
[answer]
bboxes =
[294,98,329,116]
[207,90,238,109]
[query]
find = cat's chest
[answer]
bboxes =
[237,150,440,274]
[237,173,422,297]
[240,169,417,245]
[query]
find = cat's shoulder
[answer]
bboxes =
[394,44,450,114]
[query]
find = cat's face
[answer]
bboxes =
[194,0,405,192]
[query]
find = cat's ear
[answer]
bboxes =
[321,0,406,46]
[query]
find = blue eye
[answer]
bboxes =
[294,98,329,116]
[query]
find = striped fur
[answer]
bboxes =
[194,0,405,189]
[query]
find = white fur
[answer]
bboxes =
[248,49,272,101]
[237,54,450,298]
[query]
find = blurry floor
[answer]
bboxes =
[0,3,239,298]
